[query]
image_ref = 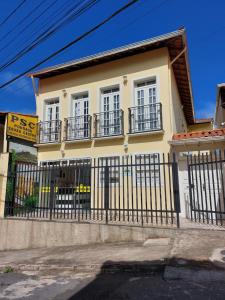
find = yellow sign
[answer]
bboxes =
[7,113,37,143]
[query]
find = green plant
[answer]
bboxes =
[3,266,14,273]
[23,194,39,210]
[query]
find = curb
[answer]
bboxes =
[0,262,166,275]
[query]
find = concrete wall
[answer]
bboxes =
[0,218,181,251]
[0,153,9,218]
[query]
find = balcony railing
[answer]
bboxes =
[94,109,124,138]
[64,115,92,141]
[128,103,162,134]
[38,120,61,144]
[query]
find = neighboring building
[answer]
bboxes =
[187,118,213,132]
[0,112,37,217]
[0,112,37,160]
[29,29,195,165]
[215,83,225,128]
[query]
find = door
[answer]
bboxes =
[45,100,59,142]
[134,80,159,132]
[71,94,89,139]
[101,87,120,136]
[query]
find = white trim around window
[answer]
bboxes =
[98,83,122,113]
[43,97,60,122]
[131,75,160,107]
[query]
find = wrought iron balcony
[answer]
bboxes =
[38,120,61,144]
[94,109,124,138]
[128,103,162,134]
[64,115,92,141]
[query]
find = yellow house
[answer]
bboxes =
[6,29,221,227]
[29,29,194,164]
[25,29,198,226]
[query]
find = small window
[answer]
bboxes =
[135,153,160,186]
[72,93,88,100]
[136,78,156,88]
[103,87,119,94]
[99,156,120,185]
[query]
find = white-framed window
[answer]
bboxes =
[135,153,160,186]
[45,99,59,122]
[100,86,120,136]
[133,78,160,132]
[70,92,89,139]
[42,99,60,142]
[98,156,120,186]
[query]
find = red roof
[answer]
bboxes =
[173,128,225,140]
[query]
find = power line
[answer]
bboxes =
[0,0,46,44]
[0,0,62,54]
[0,0,139,90]
[0,0,98,71]
[0,0,27,28]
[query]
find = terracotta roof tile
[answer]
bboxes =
[173,128,225,140]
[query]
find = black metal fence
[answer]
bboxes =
[64,115,92,141]
[94,110,124,138]
[187,150,225,226]
[5,154,180,227]
[38,120,61,144]
[129,103,162,134]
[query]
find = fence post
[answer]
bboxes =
[172,153,180,228]
[4,153,17,217]
[49,171,54,220]
[104,160,109,224]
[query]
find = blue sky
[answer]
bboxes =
[0,0,224,119]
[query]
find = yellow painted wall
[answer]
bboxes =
[188,122,212,132]
[170,67,187,133]
[36,47,184,162]
[0,153,9,217]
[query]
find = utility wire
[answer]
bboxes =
[0,0,62,54]
[0,0,98,71]
[0,0,47,44]
[0,0,139,89]
[0,0,27,28]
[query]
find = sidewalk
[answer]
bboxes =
[0,228,225,274]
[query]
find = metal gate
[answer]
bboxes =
[5,154,181,228]
[187,151,225,226]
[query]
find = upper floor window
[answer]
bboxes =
[134,78,157,107]
[71,93,89,117]
[66,92,90,140]
[96,86,122,137]
[101,87,120,113]
[45,99,59,122]
[130,77,161,132]
[38,99,61,143]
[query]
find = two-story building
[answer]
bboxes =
[25,29,198,224]
[29,29,194,167]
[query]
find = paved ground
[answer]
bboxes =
[1,270,225,299]
[1,229,225,299]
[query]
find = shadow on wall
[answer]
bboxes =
[66,259,221,300]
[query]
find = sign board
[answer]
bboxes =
[7,113,37,143]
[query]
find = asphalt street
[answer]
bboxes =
[1,271,225,300]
